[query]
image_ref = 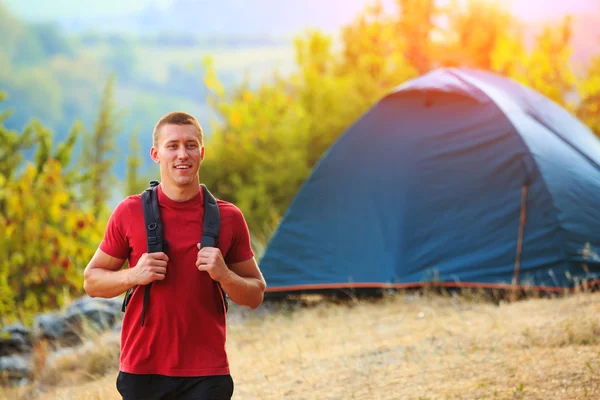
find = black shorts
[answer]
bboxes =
[116,371,234,400]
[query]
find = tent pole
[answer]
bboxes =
[512,185,528,289]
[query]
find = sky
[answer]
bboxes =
[4,0,599,24]
[3,0,172,19]
[509,0,598,20]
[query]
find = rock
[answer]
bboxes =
[0,323,32,356]
[31,296,123,348]
[98,296,124,313]
[32,312,68,342]
[64,296,122,333]
[0,295,125,386]
[0,354,32,383]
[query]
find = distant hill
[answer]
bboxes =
[2,0,393,36]
[4,0,599,67]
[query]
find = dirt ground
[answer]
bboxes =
[3,290,600,400]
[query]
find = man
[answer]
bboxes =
[83,112,266,400]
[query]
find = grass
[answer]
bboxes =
[2,290,600,399]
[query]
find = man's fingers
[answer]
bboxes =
[196,253,211,261]
[152,266,167,275]
[197,264,210,272]
[149,259,168,267]
[153,272,166,281]
[198,247,220,255]
[148,252,169,261]
[196,259,211,269]
[147,267,166,282]
[198,248,222,261]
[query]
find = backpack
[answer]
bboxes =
[121,180,228,326]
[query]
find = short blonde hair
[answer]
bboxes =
[153,112,204,147]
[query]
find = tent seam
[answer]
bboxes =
[455,70,569,279]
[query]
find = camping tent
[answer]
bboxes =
[260,67,600,294]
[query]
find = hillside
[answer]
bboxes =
[2,0,393,35]
[2,291,599,399]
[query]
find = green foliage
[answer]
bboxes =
[0,102,35,182]
[201,57,311,240]
[577,54,600,136]
[518,16,578,109]
[0,99,104,325]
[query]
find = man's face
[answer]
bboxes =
[150,123,204,188]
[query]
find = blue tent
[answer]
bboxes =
[260,68,600,294]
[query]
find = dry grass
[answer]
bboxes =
[2,290,600,399]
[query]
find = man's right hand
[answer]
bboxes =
[128,252,169,286]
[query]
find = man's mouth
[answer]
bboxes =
[175,165,191,169]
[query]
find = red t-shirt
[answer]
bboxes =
[99,184,254,376]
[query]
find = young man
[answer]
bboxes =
[83,112,266,400]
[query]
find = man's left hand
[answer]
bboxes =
[196,244,230,282]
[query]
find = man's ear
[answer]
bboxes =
[150,146,159,164]
[200,146,205,162]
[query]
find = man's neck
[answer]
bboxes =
[160,181,200,202]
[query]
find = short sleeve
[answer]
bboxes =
[99,199,131,260]
[224,207,255,264]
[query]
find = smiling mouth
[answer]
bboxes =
[175,165,191,169]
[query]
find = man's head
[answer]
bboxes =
[150,112,205,189]
[152,111,204,147]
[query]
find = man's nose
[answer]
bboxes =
[177,147,188,158]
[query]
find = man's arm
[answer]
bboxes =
[83,249,129,298]
[221,257,266,309]
[83,249,169,298]
[196,246,266,309]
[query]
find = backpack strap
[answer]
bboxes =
[200,184,228,313]
[121,180,166,327]
[200,184,220,248]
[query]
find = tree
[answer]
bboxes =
[80,74,121,220]
[577,53,600,136]
[124,128,156,196]
[520,16,577,109]
[0,92,36,184]
[201,57,311,241]
[0,95,103,324]
[443,0,526,72]
[337,3,417,100]
[394,0,440,74]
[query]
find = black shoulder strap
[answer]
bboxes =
[200,184,228,313]
[200,183,220,249]
[144,180,166,254]
[121,180,165,326]
[140,180,164,326]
